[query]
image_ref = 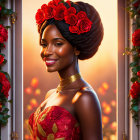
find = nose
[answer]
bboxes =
[40,45,53,58]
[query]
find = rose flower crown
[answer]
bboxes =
[35,0,93,35]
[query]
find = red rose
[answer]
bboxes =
[77,18,92,34]
[0,55,4,65]
[133,0,140,8]
[35,9,45,24]
[0,72,11,98]
[0,36,4,43]
[48,1,54,6]
[0,6,2,11]
[66,0,71,7]
[41,4,48,10]
[77,11,87,20]
[44,5,54,19]
[65,14,77,25]
[132,29,140,46]
[0,25,8,43]
[1,28,8,41]
[69,25,79,34]
[64,7,76,16]
[53,3,67,20]
[130,81,140,99]
[48,0,61,6]
[53,0,62,6]
[137,71,140,77]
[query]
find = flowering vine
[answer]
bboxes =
[124,0,140,122]
[0,0,14,128]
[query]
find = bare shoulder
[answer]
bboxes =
[73,87,103,139]
[74,87,101,112]
[45,88,56,99]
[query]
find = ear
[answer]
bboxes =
[73,47,80,56]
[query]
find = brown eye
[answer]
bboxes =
[55,42,63,46]
[41,43,48,48]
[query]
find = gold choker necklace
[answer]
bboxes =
[57,73,81,92]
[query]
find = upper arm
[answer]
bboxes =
[74,90,103,140]
[45,88,56,99]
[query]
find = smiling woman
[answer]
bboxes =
[21,0,118,139]
[27,0,104,139]
[40,25,77,72]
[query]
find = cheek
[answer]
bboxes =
[56,46,73,57]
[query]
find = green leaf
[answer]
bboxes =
[132,0,139,4]
[3,59,7,64]
[129,61,138,67]
[7,9,14,15]
[0,20,4,24]
[131,77,137,82]
[0,53,5,57]
[5,26,11,29]
[132,66,140,73]
[4,114,10,119]
[0,0,6,3]
[8,99,12,103]
[132,105,139,112]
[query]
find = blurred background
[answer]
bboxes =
[23,0,117,139]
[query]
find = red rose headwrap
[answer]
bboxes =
[35,0,92,34]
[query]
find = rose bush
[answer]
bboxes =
[130,81,140,99]
[0,55,4,65]
[0,24,8,44]
[132,28,140,46]
[0,72,11,98]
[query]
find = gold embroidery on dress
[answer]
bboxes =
[37,123,47,137]
[37,136,40,140]
[28,121,33,136]
[47,133,54,140]
[52,123,58,133]
[55,138,65,140]
[40,106,52,121]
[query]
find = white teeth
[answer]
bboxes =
[46,60,55,63]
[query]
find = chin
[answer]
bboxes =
[46,67,58,72]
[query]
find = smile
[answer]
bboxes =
[45,60,57,66]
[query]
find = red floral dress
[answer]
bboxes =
[28,105,81,140]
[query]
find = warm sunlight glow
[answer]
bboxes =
[72,92,82,104]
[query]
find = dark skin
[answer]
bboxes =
[40,24,103,140]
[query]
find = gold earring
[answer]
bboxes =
[74,48,80,56]
[75,51,80,56]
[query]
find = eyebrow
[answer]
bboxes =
[41,38,65,42]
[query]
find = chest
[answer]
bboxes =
[40,92,76,116]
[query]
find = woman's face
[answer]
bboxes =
[40,24,76,72]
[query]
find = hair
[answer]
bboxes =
[38,1,104,60]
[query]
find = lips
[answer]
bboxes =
[43,57,58,66]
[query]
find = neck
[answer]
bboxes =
[58,59,80,81]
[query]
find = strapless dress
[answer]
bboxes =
[28,105,81,140]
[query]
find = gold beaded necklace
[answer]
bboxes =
[57,73,81,93]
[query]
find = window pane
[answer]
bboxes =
[23,0,117,139]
